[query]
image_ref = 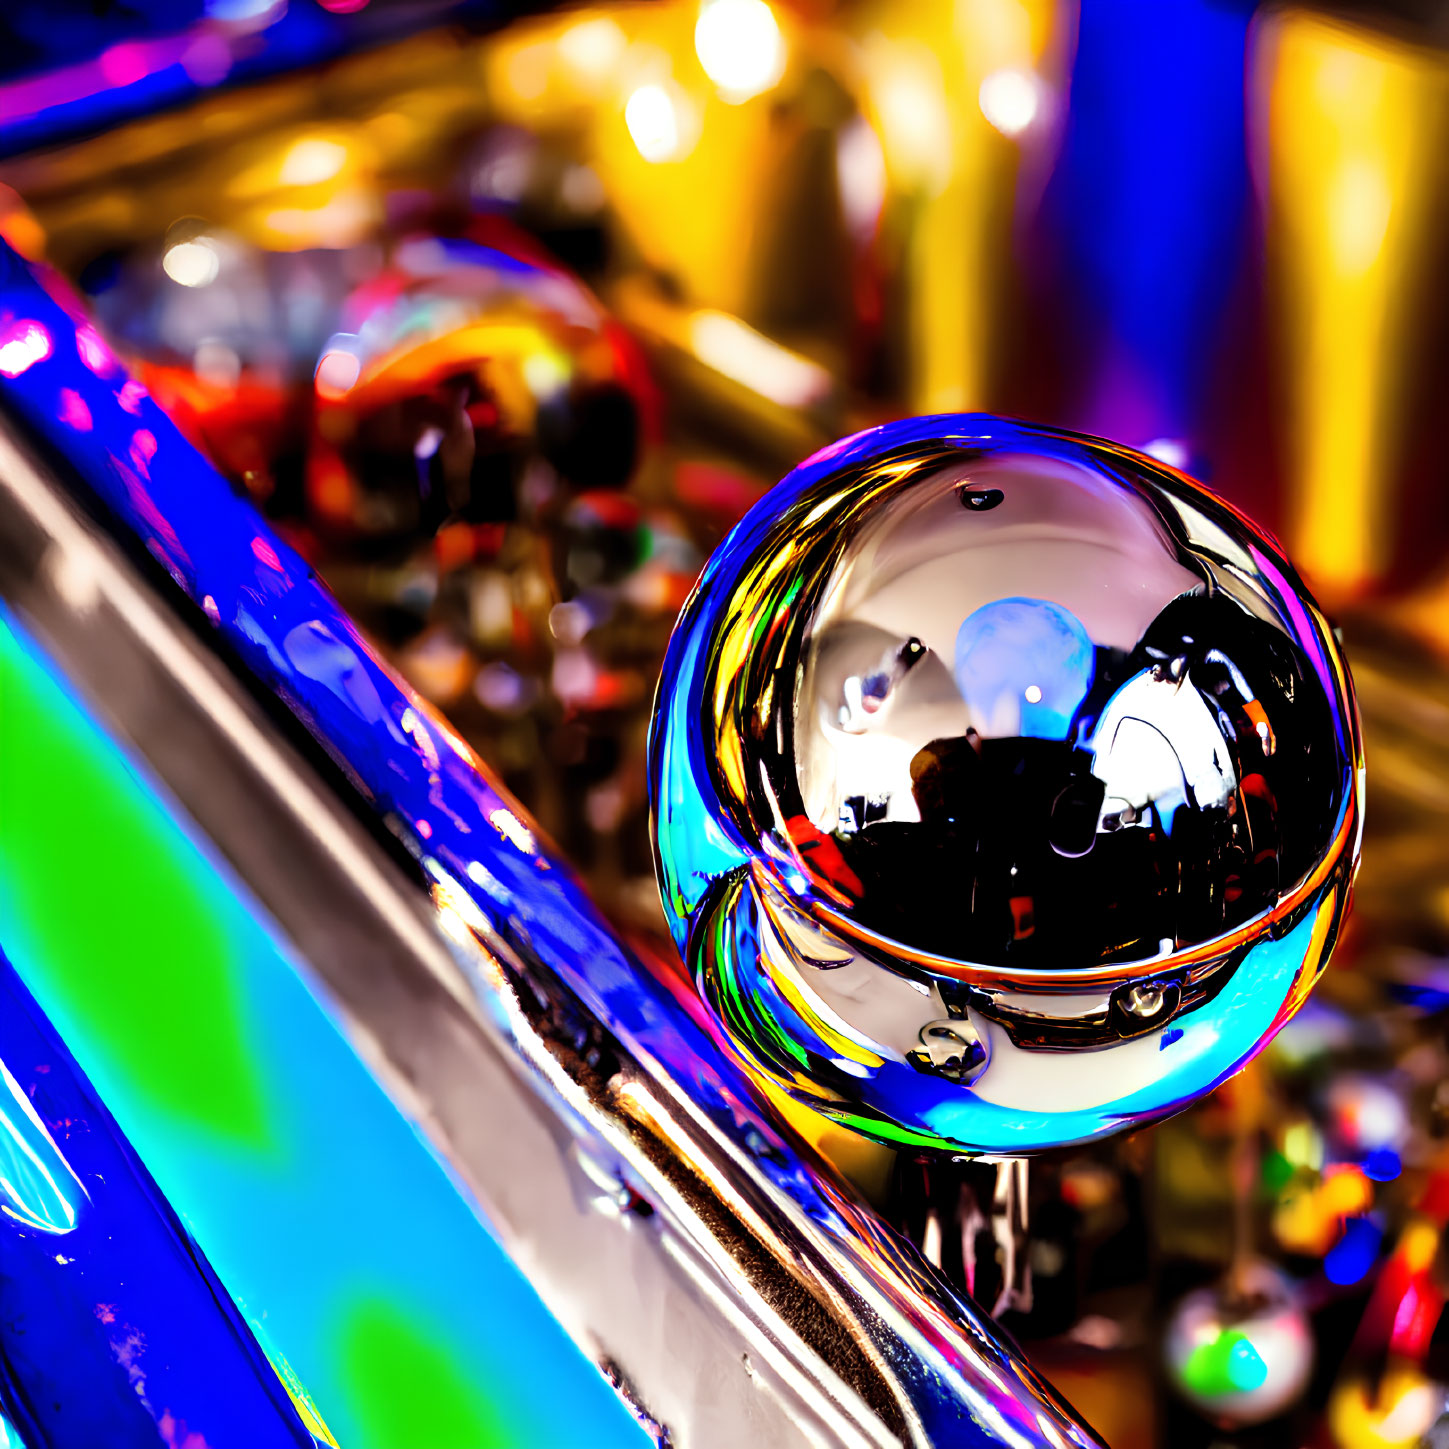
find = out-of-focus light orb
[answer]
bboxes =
[0,320,53,379]
[204,0,282,19]
[161,239,220,289]
[695,0,785,103]
[1165,1263,1313,1426]
[836,116,887,241]
[625,83,685,163]
[1323,1214,1382,1285]
[279,138,348,188]
[559,16,626,83]
[560,164,607,215]
[314,343,361,399]
[522,348,570,399]
[1325,1073,1409,1155]
[869,43,951,194]
[688,310,830,408]
[978,67,1043,138]
[1331,1367,1449,1449]
[649,417,1363,1155]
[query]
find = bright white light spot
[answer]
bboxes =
[162,239,220,288]
[0,321,52,378]
[489,807,537,854]
[1144,437,1190,470]
[466,858,512,903]
[689,310,830,408]
[279,138,348,187]
[1024,684,1042,704]
[625,83,683,163]
[558,17,626,80]
[978,67,1042,138]
[695,0,785,103]
[315,347,361,398]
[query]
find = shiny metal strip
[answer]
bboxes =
[0,403,1102,1448]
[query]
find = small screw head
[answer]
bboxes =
[910,1019,988,1083]
[1125,983,1166,1018]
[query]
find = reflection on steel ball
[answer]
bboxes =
[649,416,1364,1155]
[1164,1262,1314,1426]
[89,226,648,539]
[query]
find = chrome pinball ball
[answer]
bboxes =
[648,416,1363,1155]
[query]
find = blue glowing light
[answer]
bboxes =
[953,596,1095,740]
[1363,1147,1402,1183]
[1046,0,1252,448]
[1324,1215,1382,1287]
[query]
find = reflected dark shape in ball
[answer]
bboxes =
[310,232,647,543]
[650,416,1363,1154]
[537,380,640,492]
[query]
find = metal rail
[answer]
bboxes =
[0,239,1102,1449]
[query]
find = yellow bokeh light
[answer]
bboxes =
[161,238,220,287]
[1262,10,1449,597]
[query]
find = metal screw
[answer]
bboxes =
[912,1019,987,1083]
[1124,983,1166,1018]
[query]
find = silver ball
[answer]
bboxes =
[649,417,1363,1154]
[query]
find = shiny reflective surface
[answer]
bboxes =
[0,241,1105,1448]
[652,417,1364,1154]
[0,937,316,1449]
[91,225,648,542]
[310,232,643,541]
[0,607,645,1449]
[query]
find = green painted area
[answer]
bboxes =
[827,1110,954,1152]
[338,1298,511,1449]
[1181,1328,1268,1398]
[0,625,272,1152]
[0,612,648,1449]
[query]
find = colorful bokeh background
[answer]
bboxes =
[4,2,1449,1446]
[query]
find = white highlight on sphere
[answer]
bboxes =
[695,0,785,103]
[162,239,220,288]
[1144,437,1191,471]
[978,67,1043,138]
